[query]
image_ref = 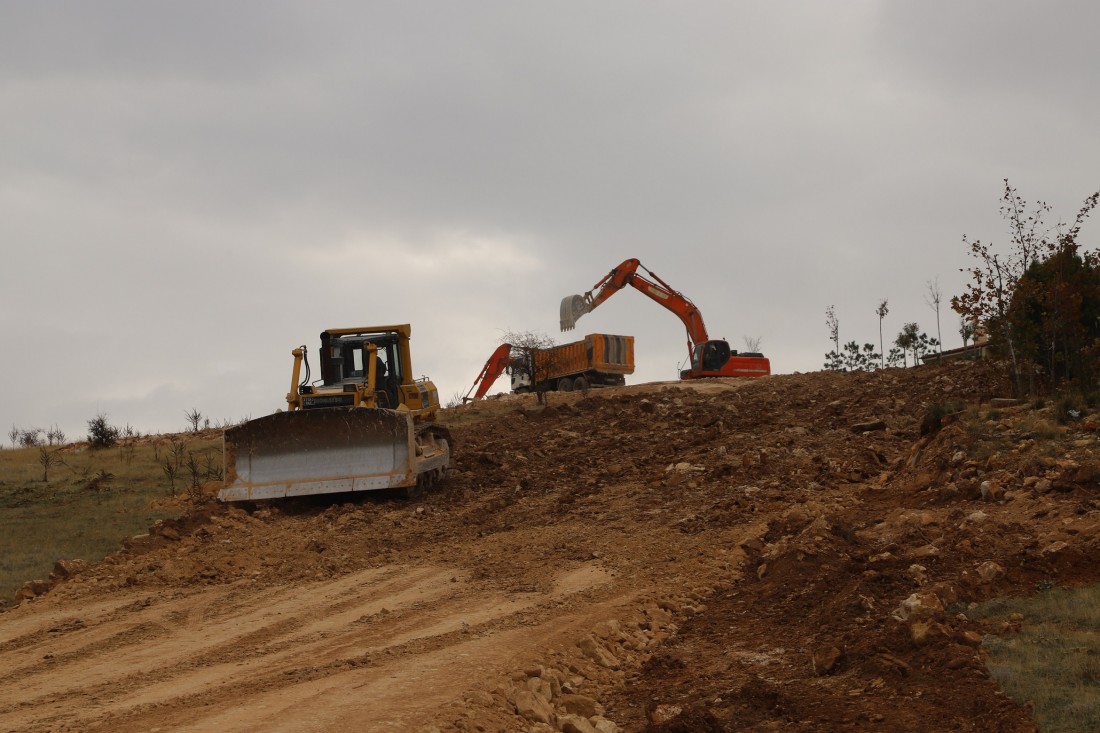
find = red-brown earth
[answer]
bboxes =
[4,362,1097,732]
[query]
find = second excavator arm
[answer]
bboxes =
[560,258,709,361]
[463,343,514,402]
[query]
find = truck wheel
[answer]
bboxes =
[573,376,588,392]
[558,377,574,392]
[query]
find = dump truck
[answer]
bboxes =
[513,334,634,394]
[219,324,450,502]
[464,334,635,399]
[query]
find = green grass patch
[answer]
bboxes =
[972,585,1100,732]
[0,433,221,604]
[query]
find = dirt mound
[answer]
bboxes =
[2,362,1091,732]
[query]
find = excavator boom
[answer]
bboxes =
[560,259,770,380]
[464,343,513,402]
[561,259,708,359]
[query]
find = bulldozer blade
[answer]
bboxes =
[560,294,590,332]
[220,408,426,502]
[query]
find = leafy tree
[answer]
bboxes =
[915,332,940,362]
[825,342,881,372]
[1006,244,1100,392]
[841,342,881,372]
[87,413,121,449]
[894,323,920,367]
[959,318,976,350]
[952,180,1099,395]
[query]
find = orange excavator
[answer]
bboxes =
[463,343,514,402]
[560,258,770,379]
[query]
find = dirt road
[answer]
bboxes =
[3,363,1094,731]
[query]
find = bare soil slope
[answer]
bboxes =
[3,363,1098,732]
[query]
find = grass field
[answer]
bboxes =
[973,585,1100,732]
[0,431,221,604]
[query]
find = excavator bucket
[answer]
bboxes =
[219,408,441,502]
[560,294,590,332]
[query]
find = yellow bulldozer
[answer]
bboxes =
[219,324,451,502]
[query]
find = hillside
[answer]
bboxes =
[2,362,1098,732]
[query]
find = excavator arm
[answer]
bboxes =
[561,258,708,361]
[464,343,513,402]
[561,258,771,379]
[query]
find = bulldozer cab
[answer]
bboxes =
[319,328,404,408]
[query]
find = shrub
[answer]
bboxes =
[1054,394,1084,425]
[87,413,121,449]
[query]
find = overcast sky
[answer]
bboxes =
[3,2,1099,441]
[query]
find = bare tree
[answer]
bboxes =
[84,470,114,504]
[38,446,58,482]
[743,335,763,353]
[825,305,839,356]
[8,424,18,449]
[163,458,179,494]
[167,436,188,471]
[925,278,943,353]
[47,425,66,446]
[501,330,560,405]
[875,299,889,368]
[185,408,203,433]
[186,451,202,491]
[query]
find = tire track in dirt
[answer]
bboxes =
[0,560,615,733]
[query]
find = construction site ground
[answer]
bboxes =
[3,362,1097,732]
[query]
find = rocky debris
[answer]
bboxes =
[50,559,89,580]
[514,689,554,725]
[811,645,844,676]
[14,579,52,601]
[8,361,1094,733]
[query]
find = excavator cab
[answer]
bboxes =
[694,340,731,372]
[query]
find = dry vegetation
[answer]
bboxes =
[0,430,221,605]
[974,586,1100,732]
